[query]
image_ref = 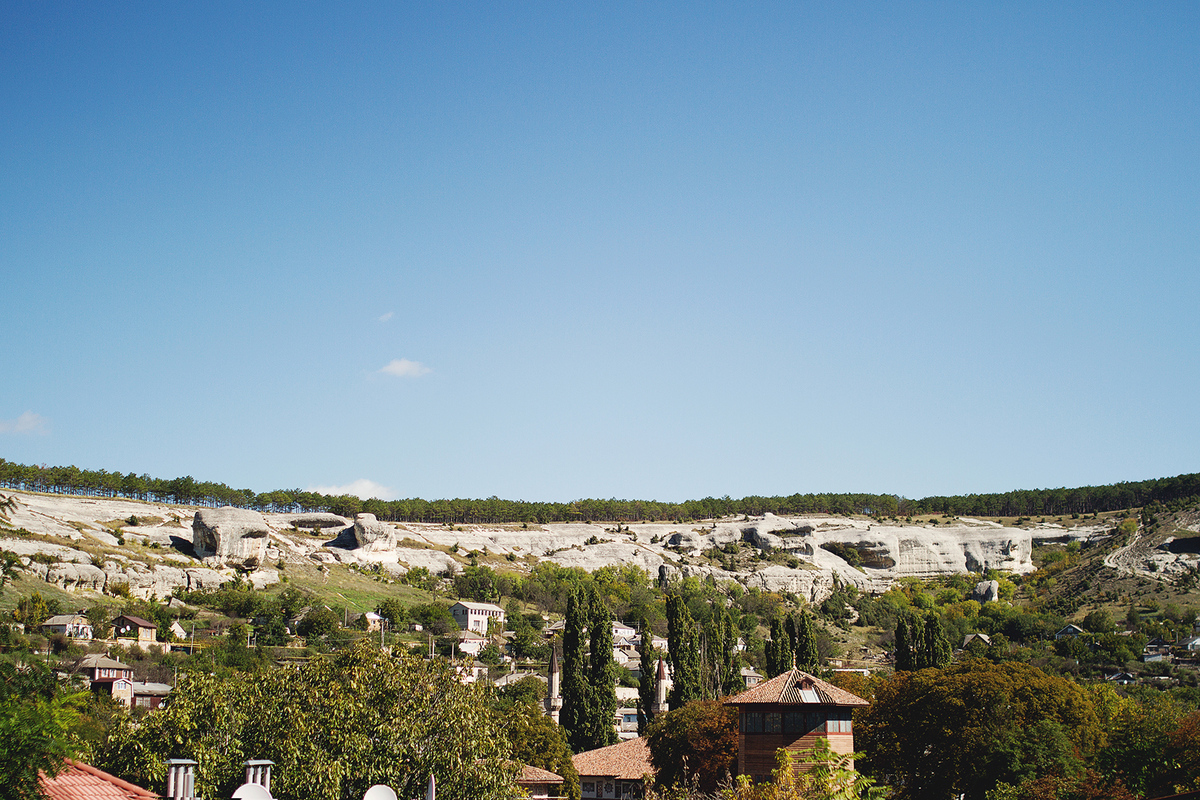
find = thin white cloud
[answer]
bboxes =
[0,411,48,435]
[378,311,394,322]
[307,479,397,501]
[379,358,431,378]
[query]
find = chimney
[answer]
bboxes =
[165,759,197,800]
[243,760,274,792]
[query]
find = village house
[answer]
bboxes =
[450,600,506,633]
[573,736,654,800]
[1054,624,1085,640]
[74,653,134,697]
[455,629,489,657]
[112,678,173,709]
[740,666,764,687]
[112,614,158,643]
[724,668,869,782]
[517,765,566,800]
[41,612,93,640]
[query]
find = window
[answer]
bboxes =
[765,712,781,733]
[828,710,853,733]
[583,783,595,795]
[742,712,763,733]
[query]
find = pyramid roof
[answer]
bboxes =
[723,669,868,707]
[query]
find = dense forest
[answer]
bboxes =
[2,457,1199,524]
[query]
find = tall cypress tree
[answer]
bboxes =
[793,610,820,671]
[924,613,952,669]
[560,588,591,751]
[766,614,792,678]
[637,619,656,734]
[894,616,914,671]
[666,593,702,707]
[586,592,618,748]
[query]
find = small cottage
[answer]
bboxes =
[42,613,93,640]
[518,765,565,800]
[112,614,158,643]
[574,737,653,800]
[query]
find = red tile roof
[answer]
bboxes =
[723,669,868,707]
[40,760,159,800]
[573,737,654,781]
[518,765,565,785]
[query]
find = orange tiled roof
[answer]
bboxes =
[518,765,565,784]
[573,737,653,781]
[40,759,158,800]
[723,669,868,707]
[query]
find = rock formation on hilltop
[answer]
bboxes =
[192,507,271,568]
[353,513,396,552]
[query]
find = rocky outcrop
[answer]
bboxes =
[971,579,1001,603]
[353,513,396,552]
[283,513,350,529]
[193,507,270,567]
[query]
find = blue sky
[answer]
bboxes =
[2,2,1198,503]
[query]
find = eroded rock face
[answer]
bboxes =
[353,513,396,551]
[283,513,350,529]
[193,507,270,567]
[972,579,1000,603]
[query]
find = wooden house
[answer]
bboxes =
[723,668,869,782]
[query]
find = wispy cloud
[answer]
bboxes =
[378,311,393,322]
[0,412,48,435]
[306,479,396,501]
[379,358,431,378]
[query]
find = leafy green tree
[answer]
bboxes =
[97,641,518,800]
[409,602,457,636]
[377,597,408,628]
[504,701,580,800]
[0,660,86,800]
[646,699,738,792]
[722,739,885,800]
[297,606,339,640]
[13,591,56,627]
[859,660,1104,800]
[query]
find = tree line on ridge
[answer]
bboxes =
[2,457,1200,524]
